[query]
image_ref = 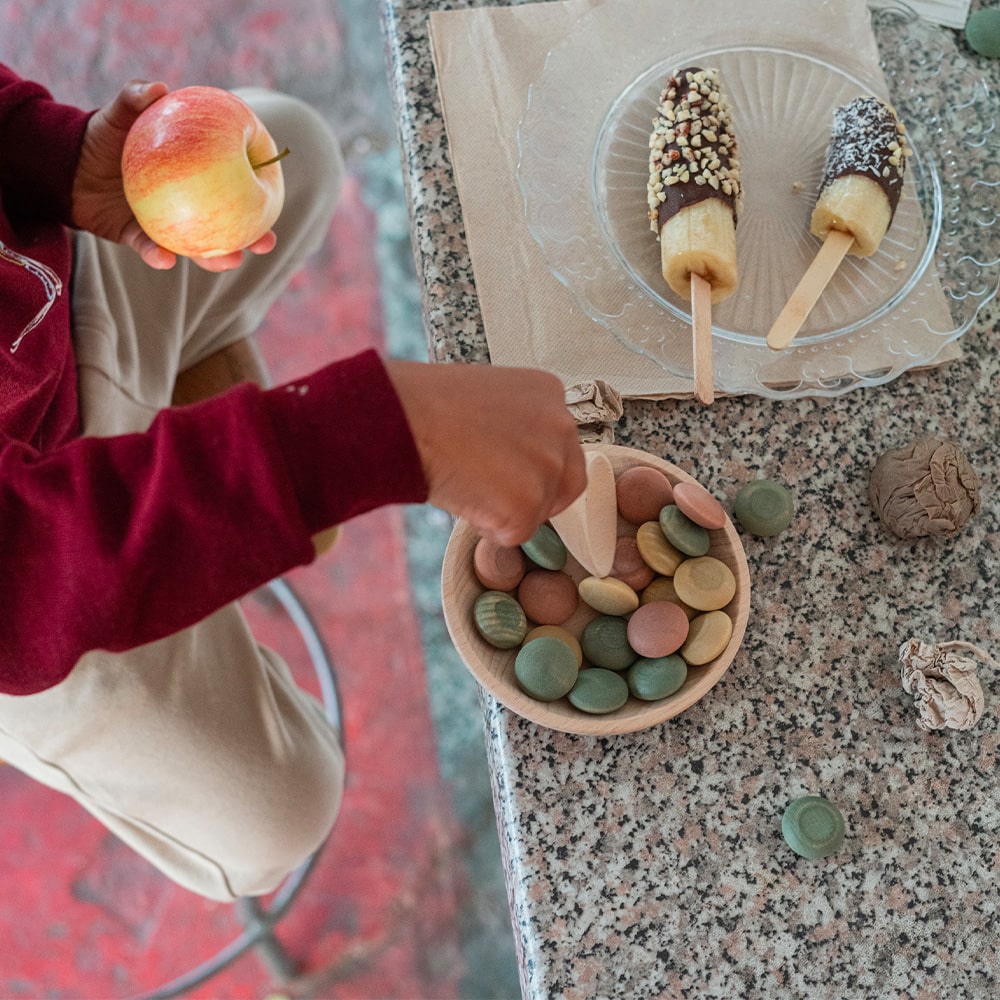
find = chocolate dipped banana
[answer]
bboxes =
[647,67,742,403]
[767,95,911,351]
[809,96,910,257]
[647,67,742,304]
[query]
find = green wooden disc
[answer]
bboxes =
[473,591,528,649]
[659,504,710,556]
[581,616,637,671]
[781,796,845,860]
[626,654,687,701]
[514,636,578,701]
[966,9,1000,58]
[733,479,794,537]
[568,668,629,714]
[520,523,567,570]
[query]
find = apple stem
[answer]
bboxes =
[252,147,291,170]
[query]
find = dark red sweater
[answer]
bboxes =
[0,64,428,695]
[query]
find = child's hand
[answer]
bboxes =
[386,360,587,547]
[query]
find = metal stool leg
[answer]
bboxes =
[235,898,299,981]
[130,578,342,1000]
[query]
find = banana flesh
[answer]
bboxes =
[809,175,890,258]
[659,198,737,303]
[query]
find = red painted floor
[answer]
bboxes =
[0,6,476,995]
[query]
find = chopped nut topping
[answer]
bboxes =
[646,66,741,231]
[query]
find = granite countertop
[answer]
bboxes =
[378,1,1000,996]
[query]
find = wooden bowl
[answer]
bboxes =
[441,444,751,735]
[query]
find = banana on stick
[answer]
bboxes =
[647,67,742,304]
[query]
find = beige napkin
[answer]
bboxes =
[428,0,958,399]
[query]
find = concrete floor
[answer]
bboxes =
[0,1,519,997]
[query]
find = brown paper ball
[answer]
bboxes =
[869,435,980,539]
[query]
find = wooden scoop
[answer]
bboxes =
[549,449,618,577]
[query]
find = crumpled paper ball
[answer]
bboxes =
[565,380,624,444]
[869,435,980,539]
[899,638,988,731]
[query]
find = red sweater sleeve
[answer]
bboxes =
[0,64,428,696]
[0,349,428,695]
[0,62,92,225]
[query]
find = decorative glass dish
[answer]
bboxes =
[516,1,999,398]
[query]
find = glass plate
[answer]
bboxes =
[516,1,1000,398]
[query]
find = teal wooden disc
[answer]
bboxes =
[781,796,845,860]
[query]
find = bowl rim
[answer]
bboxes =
[441,443,751,735]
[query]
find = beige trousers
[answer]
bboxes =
[0,91,346,901]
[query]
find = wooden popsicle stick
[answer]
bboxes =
[549,450,617,578]
[690,272,714,405]
[766,229,855,351]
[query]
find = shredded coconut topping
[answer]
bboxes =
[818,96,910,215]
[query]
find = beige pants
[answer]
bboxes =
[0,91,346,901]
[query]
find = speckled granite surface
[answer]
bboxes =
[378,1,1000,996]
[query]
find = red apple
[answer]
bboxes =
[122,86,287,258]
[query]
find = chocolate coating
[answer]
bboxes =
[818,96,908,219]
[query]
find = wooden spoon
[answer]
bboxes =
[549,449,617,578]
